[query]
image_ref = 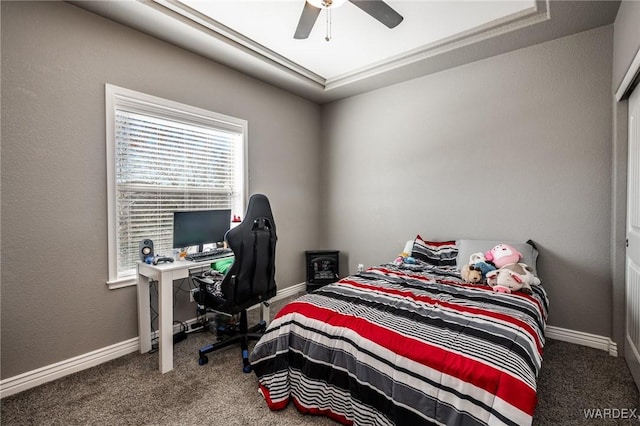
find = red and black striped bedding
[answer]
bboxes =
[250,263,548,425]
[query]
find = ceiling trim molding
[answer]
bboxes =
[325,1,550,91]
[155,0,326,86]
[69,0,328,102]
[160,0,550,94]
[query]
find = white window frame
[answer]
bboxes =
[105,84,248,289]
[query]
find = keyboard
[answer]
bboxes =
[185,248,233,262]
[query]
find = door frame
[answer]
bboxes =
[615,48,640,102]
[624,86,640,389]
[614,47,640,387]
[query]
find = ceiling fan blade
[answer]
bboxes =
[294,2,322,39]
[348,0,403,29]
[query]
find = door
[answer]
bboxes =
[625,86,640,387]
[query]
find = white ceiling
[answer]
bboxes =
[179,0,535,80]
[70,0,620,103]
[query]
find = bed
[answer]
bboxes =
[249,237,548,425]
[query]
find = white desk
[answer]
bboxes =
[136,257,228,374]
[136,256,270,373]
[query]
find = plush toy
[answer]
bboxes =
[463,252,496,283]
[393,252,415,266]
[485,244,522,269]
[461,264,483,284]
[469,252,486,264]
[486,263,541,294]
[472,261,496,278]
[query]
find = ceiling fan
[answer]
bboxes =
[294,0,403,40]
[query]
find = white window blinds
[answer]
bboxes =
[106,85,247,286]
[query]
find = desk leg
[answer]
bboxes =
[261,303,270,325]
[158,270,174,374]
[137,267,152,354]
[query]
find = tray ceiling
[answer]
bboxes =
[70,0,620,103]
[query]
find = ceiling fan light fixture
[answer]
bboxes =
[307,0,348,9]
[295,0,403,40]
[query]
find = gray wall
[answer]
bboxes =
[1,1,322,379]
[321,26,614,338]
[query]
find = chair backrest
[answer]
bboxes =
[221,194,277,311]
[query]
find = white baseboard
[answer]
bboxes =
[0,283,308,399]
[3,285,613,400]
[269,281,307,301]
[0,337,139,399]
[546,325,618,356]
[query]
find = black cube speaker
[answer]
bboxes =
[139,239,154,262]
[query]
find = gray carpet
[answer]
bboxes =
[1,294,638,425]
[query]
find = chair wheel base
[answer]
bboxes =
[198,355,208,365]
[243,365,252,374]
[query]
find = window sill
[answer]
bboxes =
[106,276,137,290]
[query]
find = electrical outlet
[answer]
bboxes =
[357,264,364,273]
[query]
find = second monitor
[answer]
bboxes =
[172,209,231,253]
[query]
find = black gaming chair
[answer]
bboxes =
[193,194,277,372]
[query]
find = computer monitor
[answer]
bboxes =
[172,209,231,252]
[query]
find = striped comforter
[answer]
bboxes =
[250,264,548,425]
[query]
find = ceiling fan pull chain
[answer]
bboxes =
[325,7,332,42]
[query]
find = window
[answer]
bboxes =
[105,84,247,288]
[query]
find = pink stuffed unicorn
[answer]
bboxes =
[485,244,522,269]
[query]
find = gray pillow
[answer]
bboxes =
[456,239,539,275]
